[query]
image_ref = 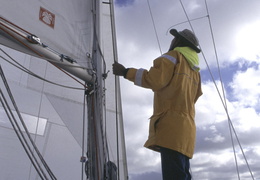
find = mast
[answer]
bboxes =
[86,0,128,179]
[86,0,107,179]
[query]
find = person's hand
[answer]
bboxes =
[112,62,126,76]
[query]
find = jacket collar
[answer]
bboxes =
[174,47,200,72]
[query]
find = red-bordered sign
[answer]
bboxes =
[39,7,55,28]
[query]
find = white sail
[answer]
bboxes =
[1,0,93,63]
[0,0,127,179]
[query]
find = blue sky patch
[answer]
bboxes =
[115,0,134,6]
[200,60,259,102]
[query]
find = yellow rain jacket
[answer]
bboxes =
[125,47,202,158]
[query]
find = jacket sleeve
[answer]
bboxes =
[125,54,177,91]
[194,74,203,103]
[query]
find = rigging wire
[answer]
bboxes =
[202,1,240,178]
[166,15,208,34]
[0,93,46,180]
[0,48,86,90]
[179,0,255,179]
[203,0,227,109]
[147,0,162,55]
[110,0,130,179]
[108,0,126,179]
[203,1,255,179]
[0,65,57,180]
[0,47,92,179]
[28,55,49,180]
[101,1,129,179]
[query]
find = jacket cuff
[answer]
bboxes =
[123,68,129,78]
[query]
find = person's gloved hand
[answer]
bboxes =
[112,62,127,77]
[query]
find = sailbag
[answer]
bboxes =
[0,0,128,179]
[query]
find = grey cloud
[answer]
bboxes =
[114,0,260,179]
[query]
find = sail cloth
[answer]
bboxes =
[0,0,127,179]
[0,0,93,67]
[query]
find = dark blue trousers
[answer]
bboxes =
[160,147,191,180]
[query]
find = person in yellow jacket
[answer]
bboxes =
[113,29,203,180]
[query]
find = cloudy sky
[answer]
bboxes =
[113,0,260,179]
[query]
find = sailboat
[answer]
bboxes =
[0,0,128,179]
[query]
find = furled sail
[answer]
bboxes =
[0,0,127,179]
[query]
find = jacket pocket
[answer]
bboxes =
[149,111,167,133]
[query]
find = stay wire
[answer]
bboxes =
[204,1,227,108]
[147,0,162,55]
[108,0,123,178]
[180,0,255,179]
[204,0,254,179]
[203,1,240,178]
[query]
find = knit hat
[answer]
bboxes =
[170,29,201,53]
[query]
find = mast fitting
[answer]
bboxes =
[59,54,77,63]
